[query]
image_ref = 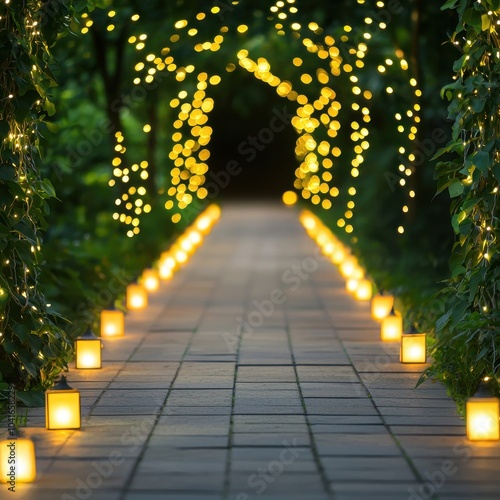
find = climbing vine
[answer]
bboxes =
[425,0,500,406]
[0,0,93,407]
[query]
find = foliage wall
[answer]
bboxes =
[421,0,500,408]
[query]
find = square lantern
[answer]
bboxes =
[340,256,358,278]
[0,437,36,483]
[100,307,124,338]
[354,279,373,301]
[371,293,395,322]
[126,282,148,310]
[346,278,359,294]
[45,376,81,430]
[381,308,403,342]
[466,383,500,441]
[75,328,102,369]
[142,269,160,292]
[159,252,176,279]
[400,326,427,363]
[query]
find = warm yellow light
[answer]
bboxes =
[381,310,403,342]
[75,329,102,369]
[283,190,298,206]
[346,278,359,293]
[142,269,160,292]
[159,253,177,279]
[175,249,188,264]
[100,309,124,337]
[340,256,358,278]
[180,238,194,254]
[400,333,427,363]
[354,279,372,301]
[371,294,394,321]
[45,377,81,430]
[331,247,346,265]
[187,230,203,246]
[1,438,36,483]
[159,263,173,280]
[195,215,211,234]
[466,386,500,441]
[126,283,148,310]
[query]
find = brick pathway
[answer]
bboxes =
[5,203,500,500]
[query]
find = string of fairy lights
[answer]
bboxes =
[79,0,421,237]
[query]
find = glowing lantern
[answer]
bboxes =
[466,382,500,441]
[126,282,148,310]
[187,230,202,247]
[159,262,173,280]
[0,437,36,483]
[195,215,211,234]
[45,376,81,430]
[380,307,403,342]
[180,237,194,254]
[331,247,346,264]
[207,204,221,221]
[100,307,124,338]
[346,278,359,294]
[75,328,102,369]
[351,266,364,280]
[371,292,395,321]
[142,269,160,292]
[400,326,427,363]
[174,248,188,265]
[322,241,335,257]
[159,252,176,279]
[340,256,358,278]
[300,212,317,231]
[354,279,372,301]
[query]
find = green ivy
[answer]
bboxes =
[0,0,96,411]
[421,0,500,411]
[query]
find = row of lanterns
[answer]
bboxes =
[1,205,221,484]
[298,210,500,442]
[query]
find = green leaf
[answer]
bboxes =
[0,164,16,182]
[448,180,464,198]
[2,339,17,354]
[451,265,466,278]
[441,0,459,10]
[474,150,490,172]
[481,14,491,31]
[16,391,44,407]
[436,309,453,332]
[44,99,56,116]
[492,163,500,182]
[39,178,56,199]
[449,251,464,271]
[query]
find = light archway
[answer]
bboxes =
[91,0,422,239]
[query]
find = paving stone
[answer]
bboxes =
[322,456,415,481]
[315,433,402,456]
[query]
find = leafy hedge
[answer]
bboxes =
[0,0,94,409]
[421,0,500,409]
